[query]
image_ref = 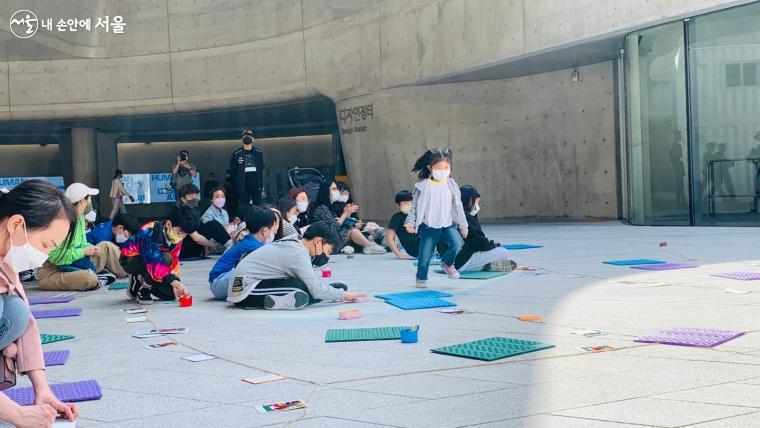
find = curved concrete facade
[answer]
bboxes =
[0,0,752,220]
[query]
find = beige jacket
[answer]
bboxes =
[110,178,130,199]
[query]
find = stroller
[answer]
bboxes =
[287,167,325,201]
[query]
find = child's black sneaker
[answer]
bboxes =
[263,291,309,310]
[136,287,153,305]
[126,275,142,300]
[97,270,117,286]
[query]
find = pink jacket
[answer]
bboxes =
[0,261,45,373]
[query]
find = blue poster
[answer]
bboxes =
[0,176,65,191]
[148,173,201,204]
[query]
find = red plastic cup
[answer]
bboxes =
[178,295,193,307]
[322,269,332,278]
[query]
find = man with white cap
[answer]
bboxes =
[36,183,128,291]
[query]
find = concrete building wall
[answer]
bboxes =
[0,144,60,177]
[339,62,617,221]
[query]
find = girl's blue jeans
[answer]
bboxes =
[416,224,464,281]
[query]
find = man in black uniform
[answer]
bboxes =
[230,129,265,214]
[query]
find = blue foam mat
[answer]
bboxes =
[502,244,543,250]
[375,290,453,301]
[384,297,456,310]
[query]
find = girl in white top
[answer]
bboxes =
[404,148,468,288]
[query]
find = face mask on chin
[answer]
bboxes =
[265,229,275,244]
[399,206,411,215]
[296,201,308,213]
[470,203,480,216]
[3,221,49,273]
[329,190,341,204]
[115,233,128,244]
[287,214,298,223]
[184,198,199,209]
[84,209,97,223]
[166,227,183,245]
[338,195,349,203]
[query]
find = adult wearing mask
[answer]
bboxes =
[171,150,198,200]
[0,180,80,426]
[308,180,385,254]
[176,184,230,259]
[286,187,311,229]
[36,183,128,291]
[230,129,265,213]
[277,197,300,238]
[86,213,140,247]
[109,169,135,219]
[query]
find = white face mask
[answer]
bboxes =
[431,169,451,181]
[4,221,49,273]
[338,194,349,203]
[85,210,97,222]
[470,203,480,216]
[296,201,308,213]
[287,214,298,223]
[115,233,128,244]
[329,190,341,203]
[265,229,275,244]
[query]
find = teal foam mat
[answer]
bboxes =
[431,337,554,361]
[325,326,413,343]
[40,334,75,345]
[434,270,508,280]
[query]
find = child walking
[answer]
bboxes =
[405,148,468,288]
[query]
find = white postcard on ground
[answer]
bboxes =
[126,315,148,323]
[122,307,147,314]
[182,353,216,362]
[242,374,287,385]
[133,328,188,338]
[571,329,606,337]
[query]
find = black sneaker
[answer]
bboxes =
[97,270,116,286]
[136,287,153,305]
[263,291,309,310]
[126,275,142,301]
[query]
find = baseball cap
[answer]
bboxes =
[241,129,254,137]
[65,182,99,204]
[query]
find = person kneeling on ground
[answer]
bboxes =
[37,183,128,291]
[385,190,420,260]
[227,220,365,310]
[121,206,198,305]
[86,213,140,247]
[208,206,278,300]
[439,185,515,272]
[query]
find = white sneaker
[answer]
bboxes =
[342,246,355,255]
[263,291,309,310]
[363,243,387,255]
[441,262,460,280]
[415,279,428,288]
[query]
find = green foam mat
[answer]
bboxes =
[434,270,508,280]
[325,326,414,343]
[40,334,75,345]
[431,337,554,361]
[108,281,128,290]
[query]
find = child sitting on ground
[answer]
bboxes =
[121,206,198,305]
[439,185,516,272]
[227,221,365,310]
[208,207,278,300]
[386,190,420,259]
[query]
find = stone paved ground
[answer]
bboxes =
[13,221,760,427]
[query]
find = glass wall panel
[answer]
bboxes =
[688,2,760,225]
[626,23,690,225]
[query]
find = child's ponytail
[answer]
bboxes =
[411,148,453,180]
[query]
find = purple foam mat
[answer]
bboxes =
[631,263,698,271]
[4,380,102,406]
[711,272,760,281]
[28,296,74,305]
[635,327,744,348]
[31,308,82,319]
[43,350,70,366]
